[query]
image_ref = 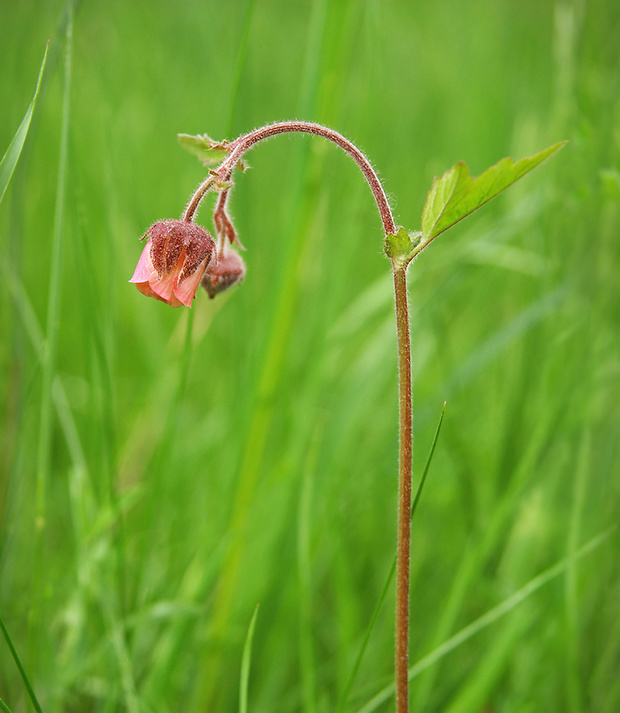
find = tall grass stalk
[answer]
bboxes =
[0,613,43,713]
[31,4,73,669]
[35,9,72,534]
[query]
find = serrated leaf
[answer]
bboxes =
[420,142,566,246]
[178,133,231,166]
[0,42,48,205]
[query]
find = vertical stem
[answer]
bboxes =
[393,263,413,713]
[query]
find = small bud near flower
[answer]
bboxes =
[130,219,216,307]
[202,245,246,299]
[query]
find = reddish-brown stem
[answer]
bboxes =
[393,264,413,713]
[183,121,396,235]
[183,173,216,224]
[213,189,242,251]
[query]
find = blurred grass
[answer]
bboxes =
[1,0,619,712]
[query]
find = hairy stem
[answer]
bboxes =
[183,174,216,224]
[393,263,413,713]
[183,120,411,712]
[183,121,396,235]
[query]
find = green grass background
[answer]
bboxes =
[1,0,619,711]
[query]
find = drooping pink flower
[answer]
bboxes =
[130,219,216,307]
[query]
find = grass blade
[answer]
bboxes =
[0,42,48,205]
[354,527,615,713]
[225,0,256,132]
[30,1,72,671]
[239,605,260,713]
[411,402,446,521]
[36,9,72,530]
[298,427,322,713]
[564,429,590,712]
[0,614,44,713]
[443,613,523,713]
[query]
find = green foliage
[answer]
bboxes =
[1,2,618,713]
[420,142,566,249]
[388,145,566,268]
[0,42,47,205]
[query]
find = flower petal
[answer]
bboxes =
[174,259,209,307]
[129,240,156,283]
[134,281,158,298]
[149,262,182,303]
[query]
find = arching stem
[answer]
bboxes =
[183,121,395,236]
[184,121,412,713]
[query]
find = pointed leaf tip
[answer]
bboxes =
[420,141,566,248]
[0,42,49,205]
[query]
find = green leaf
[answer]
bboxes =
[178,133,231,166]
[0,42,49,205]
[420,141,566,247]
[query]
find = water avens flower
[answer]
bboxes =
[130,219,216,307]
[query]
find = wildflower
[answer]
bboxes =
[130,219,216,307]
[201,244,246,299]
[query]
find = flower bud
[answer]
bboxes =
[201,245,246,299]
[130,219,216,307]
